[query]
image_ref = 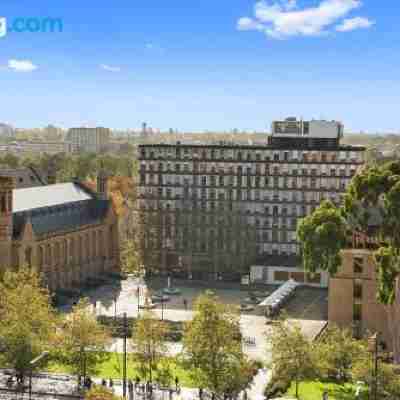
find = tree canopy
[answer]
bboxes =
[297,200,347,275]
[55,298,111,381]
[0,267,57,376]
[297,161,400,362]
[182,291,252,399]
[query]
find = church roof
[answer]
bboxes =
[11,182,111,239]
[13,182,93,213]
[0,166,46,188]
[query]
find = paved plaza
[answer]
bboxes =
[61,276,328,362]
[53,276,328,399]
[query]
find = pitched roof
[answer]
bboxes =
[11,182,111,239]
[13,199,109,239]
[0,166,46,188]
[13,183,93,213]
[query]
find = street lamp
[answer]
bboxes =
[368,332,384,400]
[160,297,165,321]
[29,351,49,400]
[114,312,129,399]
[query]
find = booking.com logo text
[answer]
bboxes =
[0,16,63,38]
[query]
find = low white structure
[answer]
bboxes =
[250,265,328,288]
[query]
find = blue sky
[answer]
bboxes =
[0,1,399,132]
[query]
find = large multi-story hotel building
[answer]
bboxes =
[137,118,365,286]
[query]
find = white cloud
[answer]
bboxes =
[237,0,374,39]
[100,64,121,72]
[336,16,374,31]
[8,59,37,72]
[237,17,264,31]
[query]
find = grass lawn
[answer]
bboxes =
[48,353,196,388]
[286,381,368,400]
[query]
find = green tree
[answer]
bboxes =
[352,357,400,399]
[182,291,252,399]
[0,267,57,377]
[85,385,122,400]
[120,238,143,277]
[56,298,111,382]
[297,200,347,275]
[268,317,318,399]
[298,162,400,363]
[131,311,169,382]
[318,325,367,382]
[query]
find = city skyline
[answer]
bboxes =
[0,1,399,132]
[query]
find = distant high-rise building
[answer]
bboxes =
[0,123,14,138]
[65,127,110,153]
[141,122,148,138]
[137,118,365,286]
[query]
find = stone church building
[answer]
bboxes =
[0,169,120,292]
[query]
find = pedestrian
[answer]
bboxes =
[135,375,140,388]
[169,388,173,400]
[211,393,215,400]
[243,390,247,400]
[175,376,179,391]
[183,298,188,310]
[87,377,92,390]
[322,390,328,400]
[109,378,114,388]
[102,378,107,386]
[199,387,203,400]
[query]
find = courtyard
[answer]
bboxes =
[61,275,328,361]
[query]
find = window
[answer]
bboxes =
[353,303,362,321]
[353,256,363,274]
[354,281,363,300]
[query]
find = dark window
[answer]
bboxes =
[353,303,362,321]
[354,281,362,299]
[354,257,363,274]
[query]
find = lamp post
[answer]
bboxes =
[114,312,129,398]
[368,332,380,400]
[29,351,49,400]
[137,286,140,316]
[161,297,165,321]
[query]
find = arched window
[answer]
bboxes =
[92,231,97,258]
[63,239,68,264]
[38,246,44,267]
[54,242,60,265]
[1,195,6,213]
[46,244,52,265]
[70,238,75,263]
[86,233,90,260]
[99,231,104,257]
[25,247,32,267]
[78,236,83,262]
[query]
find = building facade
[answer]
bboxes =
[0,172,120,293]
[0,141,70,155]
[328,236,392,349]
[137,118,365,285]
[65,127,111,153]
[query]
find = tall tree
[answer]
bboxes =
[55,298,111,382]
[0,267,57,377]
[297,200,347,275]
[131,311,169,382]
[268,317,318,399]
[120,237,143,277]
[182,291,252,399]
[297,161,400,363]
[318,325,367,382]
